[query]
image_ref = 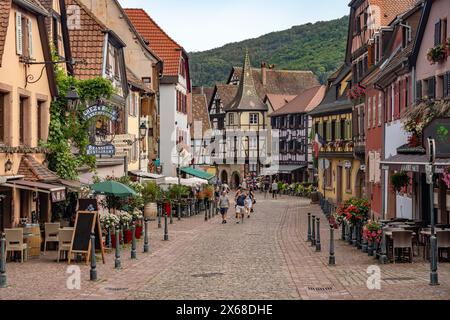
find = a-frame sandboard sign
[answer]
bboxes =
[68,211,105,264]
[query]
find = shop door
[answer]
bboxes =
[0,190,12,231]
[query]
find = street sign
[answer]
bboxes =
[83,103,119,121]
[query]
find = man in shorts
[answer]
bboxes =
[235,189,247,224]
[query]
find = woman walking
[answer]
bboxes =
[245,190,253,219]
[219,191,230,224]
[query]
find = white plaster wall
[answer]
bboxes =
[384,120,409,159]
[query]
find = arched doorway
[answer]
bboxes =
[231,172,241,189]
[221,170,228,185]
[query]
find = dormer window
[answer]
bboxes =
[402,24,412,49]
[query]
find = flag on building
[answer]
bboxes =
[313,133,326,159]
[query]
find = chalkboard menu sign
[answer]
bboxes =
[78,199,98,211]
[69,211,105,264]
[423,118,450,158]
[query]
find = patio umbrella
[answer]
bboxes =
[91,180,137,198]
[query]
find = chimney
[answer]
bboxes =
[261,62,267,86]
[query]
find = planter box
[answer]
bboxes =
[111,233,122,248]
[135,226,143,239]
[124,230,133,244]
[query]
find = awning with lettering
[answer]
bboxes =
[260,165,306,175]
[380,154,450,173]
[1,180,66,202]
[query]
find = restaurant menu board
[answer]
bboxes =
[78,199,99,211]
[68,211,105,264]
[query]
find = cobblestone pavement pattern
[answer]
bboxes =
[1,194,449,300]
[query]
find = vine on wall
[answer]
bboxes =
[42,56,115,180]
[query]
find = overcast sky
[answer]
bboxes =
[118,0,349,52]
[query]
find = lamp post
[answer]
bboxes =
[143,218,150,253]
[0,233,6,288]
[329,225,335,265]
[114,227,121,269]
[90,233,97,281]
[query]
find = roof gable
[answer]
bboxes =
[191,93,211,138]
[271,86,326,116]
[66,0,106,79]
[124,8,183,77]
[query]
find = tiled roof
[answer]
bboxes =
[349,0,419,26]
[127,67,153,92]
[270,86,326,116]
[231,67,319,98]
[65,0,106,80]
[192,86,214,107]
[191,93,211,138]
[0,0,11,67]
[213,84,238,109]
[265,94,297,111]
[17,155,59,182]
[124,8,182,77]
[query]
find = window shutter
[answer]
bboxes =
[16,12,23,55]
[327,121,331,141]
[416,81,422,100]
[428,77,436,99]
[367,97,371,130]
[28,19,32,58]
[318,122,323,138]
[336,120,341,140]
[444,73,448,98]
[435,20,442,46]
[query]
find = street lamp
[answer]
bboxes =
[139,122,147,140]
[65,85,80,113]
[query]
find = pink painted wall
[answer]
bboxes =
[416,0,450,81]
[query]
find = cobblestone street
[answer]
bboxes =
[1,194,450,300]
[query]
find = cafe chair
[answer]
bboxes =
[44,223,60,255]
[437,230,450,262]
[392,230,413,263]
[57,229,74,263]
[5,228,28,263]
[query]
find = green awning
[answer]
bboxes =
[181,167,215,181]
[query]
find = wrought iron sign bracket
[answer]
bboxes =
[21,57,80,87]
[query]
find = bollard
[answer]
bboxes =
[362,234,368,253]
[347,226,353,245]
[120,225,124,246]
[144,218,150,253]
[115,227,121,269]
[164,213,169,241]
[341,222,345,241]
[177,202,181,221]
[311,215,316,246]
[204,201,208,221]
[329,226,335,265]
[307,213,312,242]
[430,235,439,286]
[131,224,137,259]
[0,234,6,288]
[315,218,321,252]
[157,203,162,229]
[140,217,145,238]
[170,203,173,224]
[107,227,112,249]
[368,240,374,256]
[379,231,388,264]
[90,233,97,281]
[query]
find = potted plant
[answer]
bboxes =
[427,44,446,64]
[100,212,120,247]
[336,198,370,227]
[363,220,382,245]
[118,211,133,244]
[442,166,450,189]
[130,209,144,239]
[142,181,161,221]
[391,171,410,193]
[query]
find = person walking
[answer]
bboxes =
[264,178,270,199]
[235,189,246,224]
[245,190,252,219]
[219,191,230,224]
[271,180,278,199]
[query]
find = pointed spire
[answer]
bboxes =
[227,49,267,111]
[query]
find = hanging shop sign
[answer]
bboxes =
[84,101,120,156]
[423,118,450,158]
[86,144,116,156]
[83,103,119,121]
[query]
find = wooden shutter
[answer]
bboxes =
[28,19,33,58]
[416,81,422,100]
[435,20,442,46]
[16,12,23,55]
[444,72,450,98]
[428,77,436,99]
[318,122,323,138]
[336,120,341,140]
[0,93,4,143]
